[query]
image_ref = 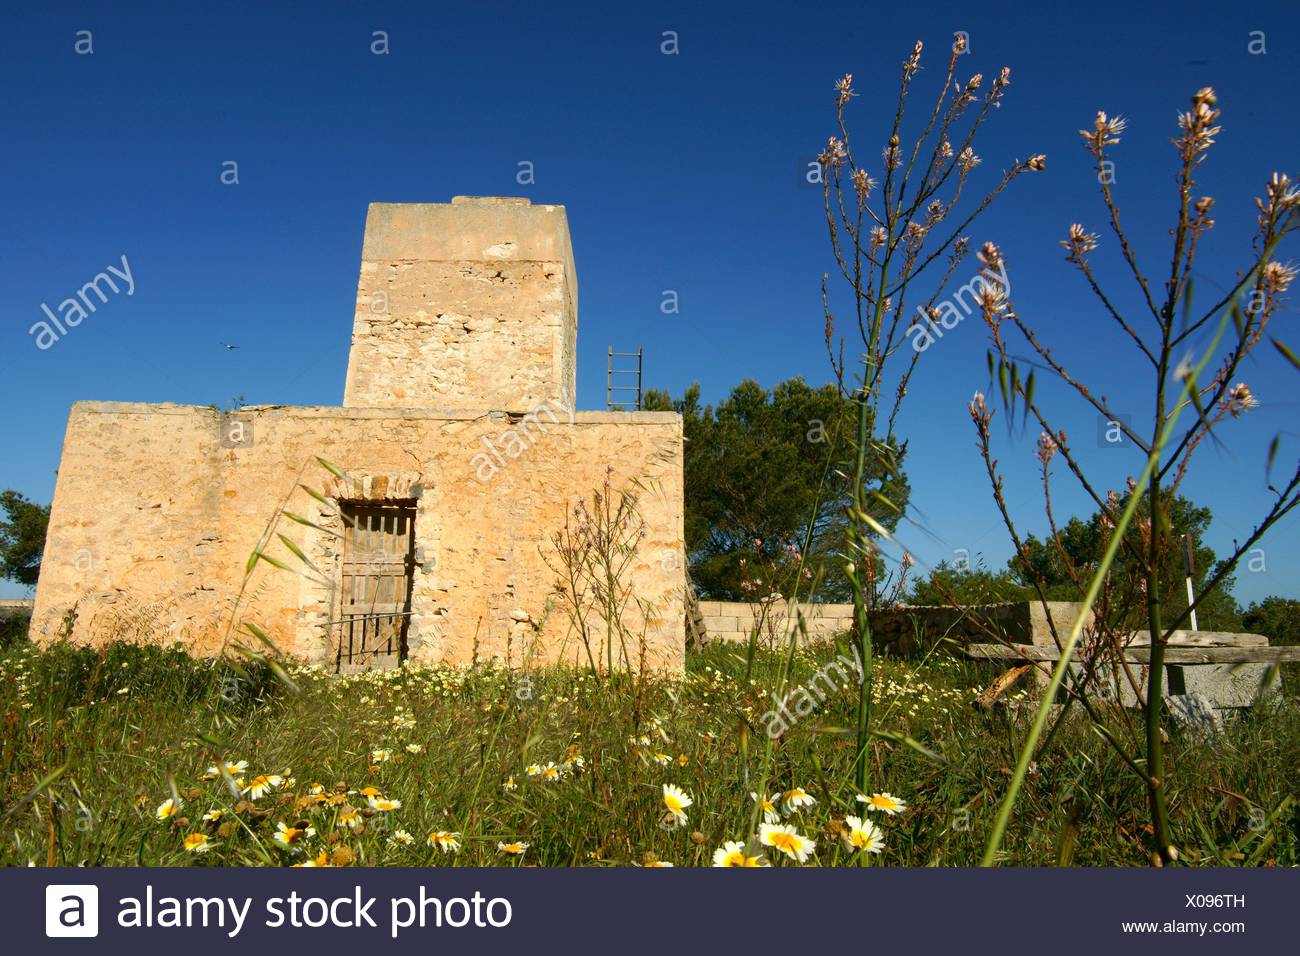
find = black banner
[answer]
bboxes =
[10,867,1288,952]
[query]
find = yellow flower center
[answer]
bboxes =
[770,832,798,852]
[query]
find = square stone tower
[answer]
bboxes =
[343,197,578,412]
[33,195,685,673]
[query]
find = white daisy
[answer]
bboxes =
[759,823,816,863]
[781,788,817,814]
[842,815,884,853]
[662,783,693,826]
[750,792,781,824]
[243,774,284,800]
[712,840,768,867]
[857,792,907,815]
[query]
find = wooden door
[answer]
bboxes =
[335,501,416,672]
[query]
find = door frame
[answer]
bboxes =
[333,498,417,672]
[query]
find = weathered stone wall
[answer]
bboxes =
[31,402,685,671]
[698,600,854,647]
[0,599,33,622]
[698,600,1096,654]
[867,601,1094,654]
[343,198,578,412]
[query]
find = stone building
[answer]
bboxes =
[30,197,686,671]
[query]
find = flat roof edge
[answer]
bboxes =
[68,401,680,425]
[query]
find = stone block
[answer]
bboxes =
[1076,661,1279,709]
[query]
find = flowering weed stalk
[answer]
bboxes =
[975,88,1299,864]
[819,37,1043,793]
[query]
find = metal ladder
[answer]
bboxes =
[606,346,643,410]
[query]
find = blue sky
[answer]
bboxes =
[2,0,1297,604]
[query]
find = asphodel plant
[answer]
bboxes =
[975,88,1299,864]
[819,36,1044,791]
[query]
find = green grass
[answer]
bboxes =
[0,638,1295,866]
[0,614,28,652]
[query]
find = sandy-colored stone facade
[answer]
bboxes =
[31,198,685,671]
[344,198,577,412]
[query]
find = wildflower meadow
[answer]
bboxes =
[1,637,1295,867]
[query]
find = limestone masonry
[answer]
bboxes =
[31,198,686,671]
[344,198,577,412]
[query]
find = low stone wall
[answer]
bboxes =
[697,600,855,648]
[0,599,34,621]
[868,601,1094,655]
[0,600,34,646]
[698,599,1094,653]
[696,599,1275,708]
